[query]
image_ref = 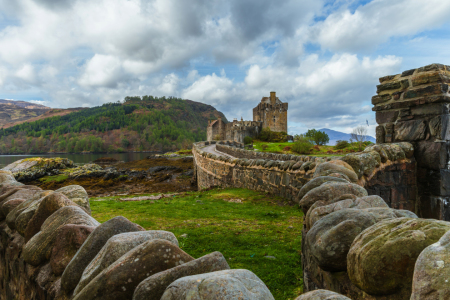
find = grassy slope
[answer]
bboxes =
[90,188,304,300]
[253,140,370,157]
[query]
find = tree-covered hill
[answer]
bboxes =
[0,96,227,154]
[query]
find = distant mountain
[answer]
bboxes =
[317,128,376,146]
[0,99,51,128]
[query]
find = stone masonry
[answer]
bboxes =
[373,63,450,220]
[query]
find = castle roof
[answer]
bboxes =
[260,97,282,104]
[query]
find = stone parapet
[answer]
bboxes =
[372,63,450,220]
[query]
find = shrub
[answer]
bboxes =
[244,136,253,145]
[305,129,330,145]
[313,145,320,151]
[283,146,291,151]
[261,144,268,150]
[258,128,287,142]
[291,137,312,154]
[334,140,349,150]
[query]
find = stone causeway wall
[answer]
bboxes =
[193,140,450,299]
[0,170,275,300]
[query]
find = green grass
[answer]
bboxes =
[90,188,304,300]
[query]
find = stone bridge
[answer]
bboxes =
[193,64,450,299]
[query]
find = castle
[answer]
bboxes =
[207,91,288,142]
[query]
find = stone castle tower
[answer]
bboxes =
[252,91,288,133]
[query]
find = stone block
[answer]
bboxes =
[401,69,416,77]
[394,120,426,141]
[417,64,445,73]
[412,71,450,87]
[377,81,401,94]
[417,195,450,221]
[379,75,396,83]
[414,141,448,170]
[417,168,450,197]
[411,103,448,116]
[404,84,448,99]
[371,94,391,105]
[376,110,399,124]
[376,126,385,143]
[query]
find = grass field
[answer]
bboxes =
[253,140,370,156]
[90,188,304,300]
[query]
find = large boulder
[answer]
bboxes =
[313,162,358,183]
[160,269,274,300]
[306,209,377,272]
[411,229,450,299]
[61,216,145,293]
[297,176,349,202]
[1,199,25,219]
[295,289,351,300]
[22,206,100,266]
[133,251,230,300]
[305,195,389,230]
[72,239,194,300]
[3,157,74,181]
[51,224,97,276]
[6,190,52,230]
[299,182,368,214]
[24,192,83,242]
[0,170,22,187]
[55,185,91,214]
[348,218,450,295]
[74,230,179,295]
[67,164,105,179]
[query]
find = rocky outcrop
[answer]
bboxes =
[3,157,74,181]
[295,290,351,300]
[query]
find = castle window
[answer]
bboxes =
[273,116,276,122]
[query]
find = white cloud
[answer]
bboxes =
[15,64,36,83]
[313,0,450,51]
[78,54,124,88]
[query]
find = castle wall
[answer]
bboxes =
[372,63,450,220]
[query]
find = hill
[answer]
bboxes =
[0,96,227,154]
[0,99,51,128]
[317,128,376,146]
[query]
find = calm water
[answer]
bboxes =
[0,152,157,169]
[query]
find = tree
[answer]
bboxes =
[351,125,368,151]
[243,136,253,145]
[305,129,329,145]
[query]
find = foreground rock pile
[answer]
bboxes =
[298,142,450,299]
[0,170,274,299]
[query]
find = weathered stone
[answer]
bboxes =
[295,289,351,300]
[22,206,100,266]
[299,182,367,213]
[133,251,230,300]
[411,229,450,299]
[1,199,25,219]
[297,177,349,202]
[6,190,52,230]
[403,84,448,99]
[50,224,96,276]
[376,125,385,144]
[379,75,396,83]
[412,71,447,86]
[414,141,447,170]
[394,119,426,141]
[376,110,398,124]
[380,143,406,161]
[25,192,82,242]
[401,69,416,77]
[305,195,388,230]
[359,151,381,176]
[3,157,74,181]
[74,230,179,295]
[306,209,377,271]
[372,94,392,105]
[363,207,417,222]
[340,154,363,178]
[55,185,91,214]
[313,163,358,183]
[348,218,450,295]
[396,142,414,158]
[61,216,145,293]
[417,64,445,73]
[15,197,45,237]
[160,269,274,300]
[429,115,442,138]
[363,144,389,163]
[377,81,401,93]
[72,239,194,300]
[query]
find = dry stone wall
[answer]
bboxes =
[373,63,450,220]
[0,169,274,300]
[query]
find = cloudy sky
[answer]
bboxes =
[0,0,449,136]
